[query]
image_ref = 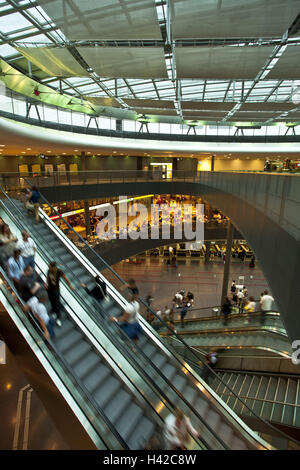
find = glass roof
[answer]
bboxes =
[0,0,299,124]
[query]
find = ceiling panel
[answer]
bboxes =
[240,102,297,111]
[175,46,274,79]
[123,98,175,108]
[134,108,178,115]
[267,46,300,79]
[77,47,168,79]
[84,96,122,107]
[17,46,90,77]
[171,0,300,39]
[181,101,235,111]
[233,112,280,119]
[183,114,227,120]
[37,0,162,40]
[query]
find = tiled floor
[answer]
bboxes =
[111,256,273,318]
[0,346,69,450]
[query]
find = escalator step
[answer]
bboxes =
[93,376,121,408]
[161,363,177,381]
[115,402,144,443]
[143,343,156,357]
[172,375,187,393]
[231,436,247,450]
[193,397,209,417]
[127,416,156,450]
[65,341,91,365]
[73,350,100,379]
[204,408,221,433]
[151,352,167,369]
[54,319,74,340]
[104,389,132,424]
[218,422,234,447]
[56,329,83,353]
[181,385,197,405]
[83,363,111,393]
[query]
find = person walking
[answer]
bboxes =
[81,275,107,313]
[7,249,25,287]
[164,408,199,450]
[180,303,188,329]
[259,290,274,325]
[244,296,256,323]
[110,295,142,344]
[221,296,232,326]
[18,265,43,302]
[28,186,41,224]
[0,224,18,264]
[47,261,74,326]
[16,231,37,269]
[25,291,55,341]
[121,279,139,300]
[236,289,245,313]
[230,280,236,294]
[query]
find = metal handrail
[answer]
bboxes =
[0,267,129,450]
[24,187,300,448]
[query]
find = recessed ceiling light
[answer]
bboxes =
[0,145,5,147]
[47,150,51,153]
[26,148,32,150]
[21,152,26,154]
[62,152,66,155]
[74,149,79,152]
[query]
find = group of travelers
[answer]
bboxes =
[221,279,274,326]
[0,215,75,340]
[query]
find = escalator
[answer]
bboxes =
[209,370,300,430]
[1,187,297,449]
[0,268,161,450]
[159,312,292,358]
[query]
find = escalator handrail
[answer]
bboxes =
[0,267,130,450]
[19,184,300,447]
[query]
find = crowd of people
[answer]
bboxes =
[221,280,274,326]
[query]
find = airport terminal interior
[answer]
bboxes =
[1,0,300,453]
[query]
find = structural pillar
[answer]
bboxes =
[80,151,86,183]
[116,119,122,132]
[84,200,91,238]
[204,241,211,264]
[211,154,215,172]
[220,221,234,304]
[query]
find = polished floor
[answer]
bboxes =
[111,256,274,318]
[0,346,69,450]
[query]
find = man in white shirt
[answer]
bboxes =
[236,289,244,313]
[260,290,274,325]
[25,292,55,340]
[16,231,36,269]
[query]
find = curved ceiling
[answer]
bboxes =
[1,116,300,157]
[0,1,299,125]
